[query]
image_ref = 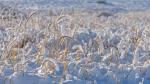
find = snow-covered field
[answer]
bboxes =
[0,0,150,84]
[1,0,150,12]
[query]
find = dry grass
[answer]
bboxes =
[1,4,150,83]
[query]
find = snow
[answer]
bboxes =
[1,0,150,13]
[0,0,150,84]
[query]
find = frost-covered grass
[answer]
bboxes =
[0,4,150,84]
